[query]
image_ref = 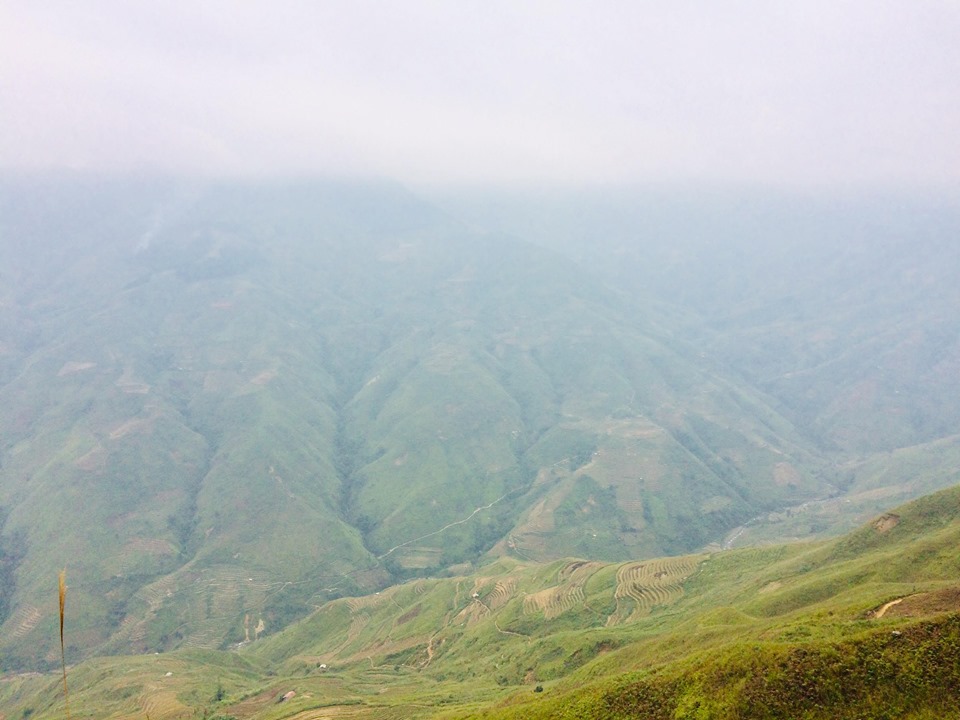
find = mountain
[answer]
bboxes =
[3,483,960,718]
[435,187,960,453]
[435,187,960,537]
[1,175,958,673]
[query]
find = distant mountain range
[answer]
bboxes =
[1,175,958,671]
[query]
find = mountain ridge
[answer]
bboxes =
[1,176,958,672]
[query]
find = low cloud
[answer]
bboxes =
[2,1,958,189]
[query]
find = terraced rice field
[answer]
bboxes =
[178,568,275,648]
[195,568,245,615]
[557,560,604,582]
[606,554,704,626]
[115,566,276,651]
[394,546,443,569]
[468,577,495,597]
[520,499,556,534]
[118,612,146,646]
[523,561,604,620]
[9,605,42,638]
[346,593,387,613]
[486,578,517,610]
[112,575,182,650]
[139,684,188,718]
[284,707,383,720]
[342,614,370,651]
[184,624,226,649]
[136,574,180,613]
[453,599,490,626]
[333,588,408,657]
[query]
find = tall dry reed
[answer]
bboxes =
[59,568,70,719]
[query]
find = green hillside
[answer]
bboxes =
[2,484,960,719]
[435,188,960,454]
[0,178,847,669]
[1,177,959,676]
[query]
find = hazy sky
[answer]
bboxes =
[2,1,959,189]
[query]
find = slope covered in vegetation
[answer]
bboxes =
[2,484,959,719]
[1,178,849,668]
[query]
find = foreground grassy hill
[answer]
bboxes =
[3,484,960,719]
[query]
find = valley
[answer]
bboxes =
[0,177,959,718]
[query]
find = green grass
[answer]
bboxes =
[6,485,960,718]
[4,178,960,699]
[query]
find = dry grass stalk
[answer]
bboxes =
[59,568,70,719]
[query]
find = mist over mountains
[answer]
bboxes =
[1,175,958,670]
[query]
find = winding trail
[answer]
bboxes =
[723,525,748,550]
[378,494,508,559]
[875,597,904,618]
[493,618,528,638]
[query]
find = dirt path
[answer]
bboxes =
[423,634,437,666]
[378,494,508,560]
[493,618,528,638]
[875,597,904,618]
[451,581,462,614]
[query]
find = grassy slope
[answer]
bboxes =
[0,179,834,668]
[3,485,960,719]
[722,433,960,547]
[468,485,960,719]
[2,179,959,679]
